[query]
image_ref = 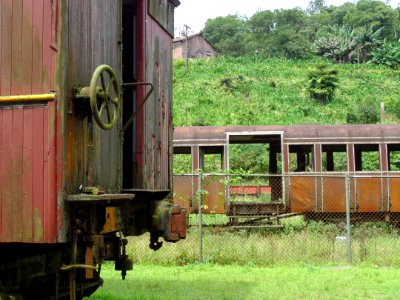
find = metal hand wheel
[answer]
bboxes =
[89,64,121,130]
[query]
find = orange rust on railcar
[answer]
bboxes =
[201,175,225,214]
[289,176,315,212]
[322,177,347,213]
[173,175,225,214]
[230,185,272,196]
[356,177,383,212]
[389,177,400,212]
[173,176,195,214]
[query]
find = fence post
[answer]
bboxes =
[345,174,352,264]
[197,173,203,263]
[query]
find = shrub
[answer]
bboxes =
[307,64,339,104]
[370,40,400,69]
[346,99,379,124]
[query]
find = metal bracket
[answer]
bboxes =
[121,82,154,132]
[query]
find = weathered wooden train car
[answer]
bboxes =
[0,0,185,298]
[173,125,400,222]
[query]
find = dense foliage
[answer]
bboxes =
[307,64,339,103]
[173,56,400,127]
[201,0,400,63]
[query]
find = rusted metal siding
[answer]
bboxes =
[0,105,56,243]
[65,1,122,193]
[174,125,400,144]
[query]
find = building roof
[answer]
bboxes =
[173,33,215,52]
[173,33,206,43]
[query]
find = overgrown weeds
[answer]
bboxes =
[127,217,400,267]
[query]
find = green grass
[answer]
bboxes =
[173,56,400,126]
[87,263,400,299]
[125,219,400,267]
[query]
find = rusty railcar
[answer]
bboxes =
[0,0,185,298]
[173,125,400,223]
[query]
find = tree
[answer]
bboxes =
[343,0,397,40]
[313,25,357,63]
[247,10,276,55]
[307,64,339,104]
[270,9,312,58]
[370,39,400,69]
[354,26,383,63]
[202,15,249,57]
[307,0,328,15]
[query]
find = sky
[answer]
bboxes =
[174,0,399,37]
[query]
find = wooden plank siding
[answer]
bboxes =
[144,9,173,190]
[65,1,122,194]
[0,0,57,243]
[0,106,54,242]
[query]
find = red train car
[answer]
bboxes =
[0,0,185,298]
[173,125,400,222]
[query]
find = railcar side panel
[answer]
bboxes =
[0,0,56,95]
[0,105,56,243]
[390,177,400,211]
[0,0,58,243]
[173,176,194,213]
[289,176,315,212]
[65,1,122,194]
[142,5,174,190]
[356,177,383,212]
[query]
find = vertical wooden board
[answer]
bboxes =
[22,108,33,241]
[32,0,43,93]
[47,104,57,242]
[0,109,2,237]
[42,0,52,92]
[49,0,57,89]
[1,109,13,241]
[21,0,33,94]
[11,108,24,241]
[90,2,101,186]
[32,107,44,242]
[1,0,12,95]
[11,0,23,94]
[43,106,49,241]
[0,0,2,94]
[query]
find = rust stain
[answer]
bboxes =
[101,207,118,233]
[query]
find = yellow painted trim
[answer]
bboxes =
[0,93,56,102]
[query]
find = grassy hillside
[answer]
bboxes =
[173,56,400,127]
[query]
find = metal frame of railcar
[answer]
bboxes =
[173,125,400,222]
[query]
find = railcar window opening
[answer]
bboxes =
[354,144,380,172]
[321,144,347,172]
[388,144,400,171]
[228,143,274,175]
[289,145,314,172]
[173,146,192,174]
[227,134,283,176]
[199,146,224,173]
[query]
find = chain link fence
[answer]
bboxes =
[127,173,400,266]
